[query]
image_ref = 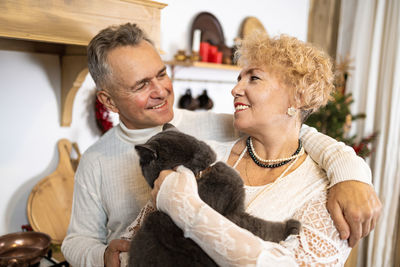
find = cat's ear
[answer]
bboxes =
[135,144,157,162]
[162,123,178,131]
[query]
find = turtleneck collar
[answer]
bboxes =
[116,122,163,144]
[115,108,183,144]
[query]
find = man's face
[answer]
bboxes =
[98,41,174,129]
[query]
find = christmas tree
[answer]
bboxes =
[305,56,378,158]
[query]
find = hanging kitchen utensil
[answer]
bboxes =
[0,231,51,267]
[27,139,80,245]
[197,89,214,110]
[178,88,199,110]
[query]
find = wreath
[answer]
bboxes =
[95,97,113,134]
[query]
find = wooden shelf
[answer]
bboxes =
[166,60,240,84]
[165,60,240,71]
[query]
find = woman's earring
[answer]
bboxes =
[287,107,296,117]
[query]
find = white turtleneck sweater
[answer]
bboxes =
[61,108,371,267]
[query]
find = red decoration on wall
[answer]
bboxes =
[95,97,113,134]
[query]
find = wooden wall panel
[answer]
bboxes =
[307,0,341,59]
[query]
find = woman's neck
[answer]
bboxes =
[248,125,300,161]
[228,124,305,186]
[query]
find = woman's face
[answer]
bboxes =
[231,66,293,134]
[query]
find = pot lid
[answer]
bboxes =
[0,231,51,266]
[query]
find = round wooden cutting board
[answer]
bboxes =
[27,139,79,245]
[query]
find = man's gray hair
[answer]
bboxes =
[87,23,153,90]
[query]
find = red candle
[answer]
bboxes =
[208,45,217,62]
[199,42,209,62]
[215,51,223,64]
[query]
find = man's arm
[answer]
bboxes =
[326,180,381,247]
[174,109,238,142]
[300,124,382,247]
[300,124,372,186]
[61,157,109,266]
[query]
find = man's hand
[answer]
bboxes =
[104,239,130,267]
[327,181,382,247]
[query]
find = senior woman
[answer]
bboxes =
[152,34,374,266]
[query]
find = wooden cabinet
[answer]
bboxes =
[0,0,166,126]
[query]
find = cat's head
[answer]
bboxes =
[135,123,217,188]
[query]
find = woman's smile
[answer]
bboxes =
[234,102,250,113]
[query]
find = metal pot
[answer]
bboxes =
[0,231,51,267]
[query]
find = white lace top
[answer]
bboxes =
[155,140,351,267]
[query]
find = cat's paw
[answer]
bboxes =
[285,219,301,236]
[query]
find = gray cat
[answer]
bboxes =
[129,123,300,267]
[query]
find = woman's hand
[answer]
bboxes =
[151,165,203,232]
[151,169,175,207]
[151,166,200,211]
[327,180,382,247]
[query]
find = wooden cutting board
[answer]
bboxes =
[27,139,80,245]
[240,17,268,38]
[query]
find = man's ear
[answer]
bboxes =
[97,90,119,113]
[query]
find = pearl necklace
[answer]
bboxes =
[246,137,303,168]
[233,137,304,169]
[249,137,303,163]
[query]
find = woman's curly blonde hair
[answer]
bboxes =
[235,33,334,122]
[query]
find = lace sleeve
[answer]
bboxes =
[157,166,350,267]
[288,193,351,266]
[157,166,297,266]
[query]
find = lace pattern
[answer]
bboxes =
[157,166,297,266]
[289,194,351,266]
[157,162,351,266]
[120,201,156,241]
[120,201,156,267]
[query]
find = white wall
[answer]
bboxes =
[0,51,101,235]
[0,0,309,235]
[161,0,309,114]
